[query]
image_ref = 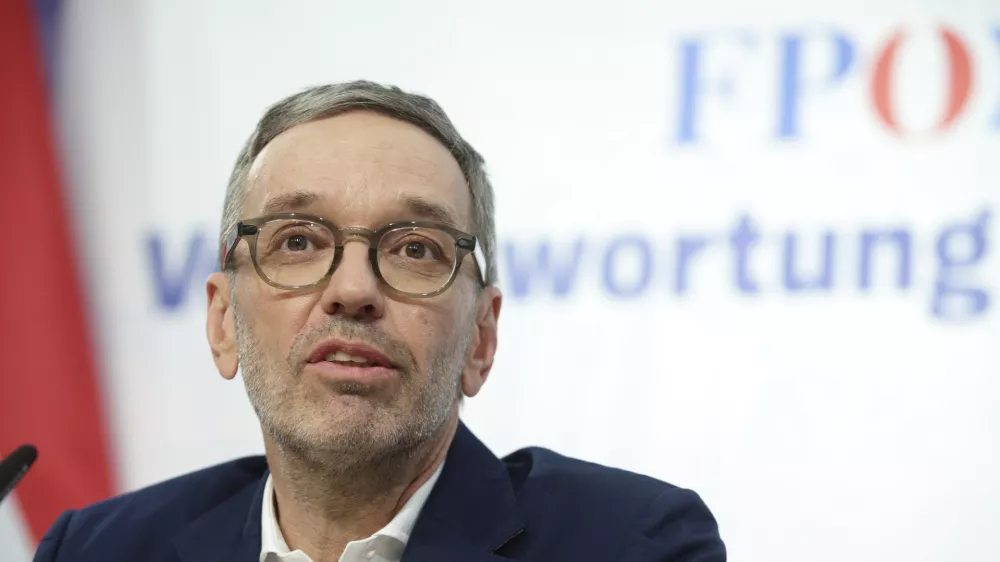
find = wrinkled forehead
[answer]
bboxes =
[243,111,472,230]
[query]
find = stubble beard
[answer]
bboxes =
[234,307,468,478]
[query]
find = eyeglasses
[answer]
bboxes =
[221,213,486,298]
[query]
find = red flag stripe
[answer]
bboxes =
[0,0,116,542]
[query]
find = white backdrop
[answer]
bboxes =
[3,0,999,560]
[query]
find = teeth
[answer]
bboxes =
[325,351,373,364]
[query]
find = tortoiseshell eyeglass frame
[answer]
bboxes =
[219,212,486,298]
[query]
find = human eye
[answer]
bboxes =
[260,222,332,260]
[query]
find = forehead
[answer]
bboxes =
[243,111,471,228]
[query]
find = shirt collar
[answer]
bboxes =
[259,461,445,561]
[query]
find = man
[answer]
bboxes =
[34,81,726,562]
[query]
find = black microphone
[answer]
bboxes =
[0,444,38,504]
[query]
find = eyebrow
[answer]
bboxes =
[399,196,461,229]
[259,190,463,229]
[261,190,320,215]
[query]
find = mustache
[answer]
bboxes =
[289,317,415,370]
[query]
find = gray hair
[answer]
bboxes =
[219,80,497,286]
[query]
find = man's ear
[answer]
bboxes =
[461,286,502,398]
[206,272,239,380]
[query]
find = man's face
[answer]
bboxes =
[213,111,493,467]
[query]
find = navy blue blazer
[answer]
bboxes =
[34,422,725,561]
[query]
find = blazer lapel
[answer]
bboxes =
[173,468,267,562]
[172,422,522,562]
[401,422,524,562]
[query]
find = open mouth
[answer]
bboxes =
[304,340,397,384]
[322,350,386,368]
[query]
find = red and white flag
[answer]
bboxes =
[0,0,115,544]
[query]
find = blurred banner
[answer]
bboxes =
[1,1,997,561]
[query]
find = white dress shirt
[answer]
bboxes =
[259,462,444,562]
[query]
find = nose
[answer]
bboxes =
[318,240,385,321]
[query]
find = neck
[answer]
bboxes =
[264,412,458,562]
